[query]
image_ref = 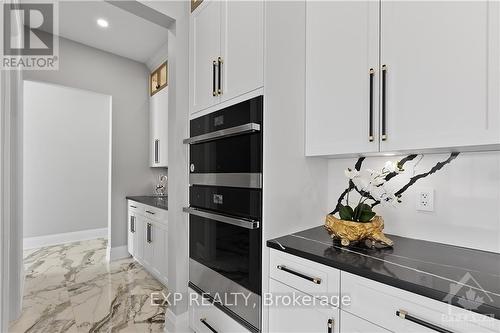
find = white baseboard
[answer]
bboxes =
[106,245,130,262]
[165,308,189,333]
[23,227,108,249]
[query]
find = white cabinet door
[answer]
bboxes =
[135,215,145,261]
[219,0,264,103]
[142,220,154,267]
[306,1,380,156]
[150,87,168,167]
[341,311,390,333]
[127,210,137,257]
[190,0,221,114]
[151,223,168,283]
[380,0,500,151]
[268,279,339,333]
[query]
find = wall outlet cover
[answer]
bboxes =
[416,188,435,212]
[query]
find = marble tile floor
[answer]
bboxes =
[9,238,167,333]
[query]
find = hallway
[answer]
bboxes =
[9,239,167,333]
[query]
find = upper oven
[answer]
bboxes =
[183,96,263,189]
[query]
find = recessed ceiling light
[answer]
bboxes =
[97,18,109,28]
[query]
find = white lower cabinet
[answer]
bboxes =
[269,250,499,333]
[151,222,168,279]
[189,288,251,333]
[342,272,499,333]
[127,200,168,285]
[143,221,154,267]
[340,311,389,333]
[268,278,340,333]
[127,210,138,257]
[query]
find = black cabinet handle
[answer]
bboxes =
[381,64,387,141]
[146,210,155,215]
[200,318,218,333]
[369,68,375,142]
[276,265,322,284]
[396,310,454,333]
[130,216,135,233]
[212,60,217,96]
[327,318,333,333]
[130,205,137,209]
[146,223,152,243]
[217,57,223,95]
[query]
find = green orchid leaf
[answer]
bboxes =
[353,203,373,221]
[339,205,354,221]
[359,211,376,222]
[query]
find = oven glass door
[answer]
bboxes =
[189,214,261,295]
[190,134,262,174]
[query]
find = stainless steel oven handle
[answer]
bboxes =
[183,207,260,229]
[183,123,261,145]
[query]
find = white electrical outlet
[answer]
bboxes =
[416,189,434,212]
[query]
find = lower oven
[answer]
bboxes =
[184,185,262,332]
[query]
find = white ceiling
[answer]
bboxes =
[55,1,169,64]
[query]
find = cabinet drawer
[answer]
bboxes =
[342,272,499,333]
[341,310,390,333]
[270,249,340,302]
[189,288,251,333]
[142,205,168,224]
[128,200,168,224]
[268,278,340,333]
[128,200,143,213]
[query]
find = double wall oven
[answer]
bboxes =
[184,96,263,332]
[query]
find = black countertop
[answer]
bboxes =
[126,196,168,211]
[267,226,500,320]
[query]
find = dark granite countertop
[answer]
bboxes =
[267,226,500,320]
[126,196,168,211]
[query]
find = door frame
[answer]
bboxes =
[0,65,24,330]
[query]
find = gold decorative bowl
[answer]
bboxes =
[324,214,394,247]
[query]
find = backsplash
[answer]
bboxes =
[327,152,500,253]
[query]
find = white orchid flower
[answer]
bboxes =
[384,161,401,173]
[353,176,370,192]
[344,168,360,180]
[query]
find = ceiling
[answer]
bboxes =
[55,1,169,64]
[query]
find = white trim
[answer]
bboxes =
[106,245,130,262]
[146,41,168,71]
[23,228,108,249]
[165,308,189,333]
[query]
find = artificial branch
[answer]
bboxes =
[330,157,365,215]
[394,152,459,197]
[331,153,458,215]
[371,152,459,209]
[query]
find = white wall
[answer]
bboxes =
[23,81,111,238]
[327,152,500,253]
[24,36,158,250]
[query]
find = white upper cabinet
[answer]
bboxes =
[150,86,168,167]
[380,0,500,151]
[219,0,264,103]
[306,0,500,157]
[306,1,380,156]
[190,0,264,115]
[190,0,221,113]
